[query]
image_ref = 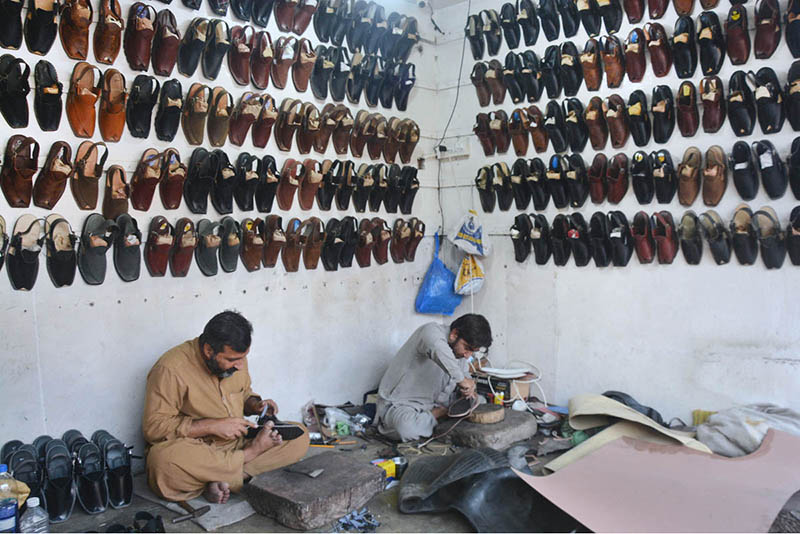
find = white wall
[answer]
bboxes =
[0,0,444,453]
[432,0,800,419]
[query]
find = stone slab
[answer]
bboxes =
[434,409,538,450]
[242,451,386,531]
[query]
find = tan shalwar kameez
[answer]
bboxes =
[143,338,309,501]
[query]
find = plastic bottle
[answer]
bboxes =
[0,464,17,533]
[18,498,48,533]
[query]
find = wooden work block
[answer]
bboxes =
[435,409,538,450]
[242,451,386,530]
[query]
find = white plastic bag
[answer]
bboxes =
[454,254,485,295]
[450,210,491,256]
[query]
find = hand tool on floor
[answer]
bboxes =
[171,501,211,524]
[284,464,325,478]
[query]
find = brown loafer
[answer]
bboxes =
[389,218,410,263]
[300,217,324,270]
[331,105,354,155]
[291,38,315,92]
[473,113,494,156]
[397,119,420,164]
[699,75,725,133]
[371,217,391,265]
[123,2,157,71]
[624,28,647,83]
[169,218,198,277]
[350,110,371,158]
[240,217,265,272]
[275,0,299,32]
[405,218,425,261]
[606,152,629,203]
[366,114,388,160]
[207,86,233,147]
[293,0,317,34]
[603,94,629,149]
[145,216,174,277]
[673,0,694,16]
[229,25,255,86]
[274,97,303,151]
[676,81,699,137]
[252,94,278,148]
[151,8,181,76]
[702,145,727,206]
[102,164,129,220]
[281,217,303,272]
[250,31,274,90]
[383,116,402,163]
[1,135,39,208]
[600,35,625,89]
[677,146,702,206]
[527,105,548,153]
[584,96,608,150]
[315,103,337,153]
[181,82,211,145]
[59,0,93,60]
[66,62,102,138]
[263,215,285,267]
[355,218,376,267]
[271,36,297,90]
[644,22,672,77]
[229,92,263,146]
[296,102,320,154]
[588,153,608,203]
[298,159,323,210]
[33,141,73,209]
[276,158,304,210]
[508,108,530,157]
[158,147,186,210]
[98,68,127,143]
[70,141,108,210]
[485,59,506,104]
[754,0,781,59]
[581,39,603,91]
[130,148,162,211]
[94,0,124,65]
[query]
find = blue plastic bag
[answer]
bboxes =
[415,233,462,315]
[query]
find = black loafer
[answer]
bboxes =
[211,149,235,215]
[786,61,800,131]
[511,158,532,209]
[91,431,132,509]
[529,213,551,264]
[378,60,400,109]
[254,156,278,212]
[627,89,651,146]
[482,9,502,56]
[321,217,343,270]
[195,218,221,276]
[329,0,351,47]
[527,157,550,210]
[218,216,240,272]
[154,78,183,142]
[500,2,521,49]
[310,44,334,100]
[44,214,76,288]
[517,0,539,46]
[651,84,675,143]
[208,0,229,16]
[699,210,732,264]
[74,440,109,515]
[230,0,252,21]
[44,439,76,523]
[547,155,569,208]
[77,213,117,286]
[753,139,788,199]
[338,215,358,267]
[652,149,676,203]
[364,3,388,54]
[23,0,58,54]
[730,204,759,265]
[202,19,231,80]
[563,98,588,152]
[0,55,30,128]
[672,16,698,78]
[538,0,560,41]
[697,10,725,76]
[790,136,800,199]
[631,151,654,204]
[753,207,786,269]
[550,214,571,265]
[178,18,207,77]
[567,213,591,266]
[787,0,800,57]
[503,52,525,104]
[728,70,756,137]
[556,0,580,37]
[544,100,568,153]
[33,60,62,131]
[753,67,785,134]
[252,0,275,27]
[7,214,43,290]
[126,75,160,139]
[565,154,588,207]
[184,147,217,214]
[541,45,562,99]
[234,152,259,211]
[786,205,800,265]
[493,162,514,211]
[520,50,542,102]
[608,210,633,266]
[113,213,141,282]
[0,0,23,50]
[600,0,622,34]
[8,444,44,505]
[730,140,758,200]
[329,46,350,102]
[578,0,601,37]
[559,42,583,97]
[589,211,611,267]
[678,211,703,265]
[511,213,532,263]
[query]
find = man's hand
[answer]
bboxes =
[245,396,279,417]
[457,377,477,399]
[208,418,256,440]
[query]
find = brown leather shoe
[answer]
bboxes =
[527,105,548,153]
[371,217,391,265]
[384,116,403,163]
[314,103,337,153]
[588,153,608,203]
[673,0,694,16]
[240,217,265,272]
[274,97,303,151]
[489,110,510,154]
[677,146,701,206]
[276,158,304,210]
[509,108,530,157]
[94,0,124,65]
[603,94,629,149]
[229,92,262,146]
[145,216,174,276]
[676,81,699,137]
[632,211,655,263]
[181,83,211,146]
[699,75,725,133]
[754,0,781,59]
[350,110,371,158]
[644,22,672,77]
[367,113,388,160]
[398,119,420,164]
[66,62,101,138]
[298,159,323,210]
[158,147,186,209]
[59,0,93,60]
[292,38,315,92]
[581,39,603,91]
[648,0,668,18]
[293,0,317,35]
[169,218,198,277]
[98,68,127,143]
[101,164,129,220]
[355,218,376,267]
[70,141,108,210]
[281,217,303,272]
[130,148,161,211]
[296,102,321,155]
[33,141,72,209]
[250,31,274,90]
[271,36,297,90]
[624,28,647,83]
[332,105,355,155]
[1,135,39,208]
[606,152,629,203]
[651,211,678,264]
[624,0,644,22]
[262,215,285,267]
[251,94,277,148]
[229,25,255,86]
[123,2,156,71]
[405,218,425,261]
[300,217,324,270]
[702,145,727,206]
[151,8,181,76]
[600,35,625,89]
[584,96,608,150]
[485,59,506,104]
[207,86,233,147]
[389,218,410,263]
[725,4,750,64]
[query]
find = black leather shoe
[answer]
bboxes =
[126,75,159,139]
[44,215,76,287]
[697,11,725,75]
[527,157,550,210]
[529,213,551,264]
[211,149,235,215]
[231,0,252,21]
[672,16,698,78]
[559,42,582,97]
[311,45,334,100]
[790,136,800,199]
[699,210,732,264]
[503,52,525,104]
[563,98,588,152]
[77,214,117,286]
[538,0,560,41]
[0,55,30,128]
[545,100,568,153]
[752,67,785,134]
[627,89,651,146]
[589,211,611,266]
[608,210,633,266]
[730,140,758,200]
[7,215,41,290]
[652,149,676,203]
[482,9,502,56]
[730,203,759,265]
[500,2,521,49]
[557,0,580,37]
[378,59,399,110]
[578,0,601,37]
[113,214,141,282]
[753,206,786,269]
[252,0,275,27]
[550,214,571,265]
[23,0,58,54]
[329,46,350,102]
[520,50,542,102]
[329,0,351,47]
[234,152,259,211]
[678,211,703,265]
[567,213,591,266]
[202,19,231,80]
[0,0,23,50]
[178,18,207,77]
[631,151,654,204]
[255,155,278,212]
[517,0,539,46]
[541,45,562,99]
[33,59,62,132]
[547,154,569,208]
[565,154,588,207]
[651,85,675,143]
[511,158,532,209]
[184,148,218,214]
[786,60,800,131]
[395,62,415,112]
[475,166,495,212]
[154,78,182,142]
[364,3,388,54]
[600,0,623,34]
[753,139,787,199]
[493,162,514,211]
[728,70,756,137]
[511,213,532,262]
[786,205,800,265]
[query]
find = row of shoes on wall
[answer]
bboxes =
[1,431,133,523]
[475,138,799,212]
[510,206,800,268]
[0,138,421,214]
[466,0,799,56]
[0,212,425,289]
[178,0,314,32]
[473,67,797,158]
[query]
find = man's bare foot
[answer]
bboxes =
[432,405,448,419]
[243,424,282,463]
[203,481,230,504]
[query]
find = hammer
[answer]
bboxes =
[171,501,211,524]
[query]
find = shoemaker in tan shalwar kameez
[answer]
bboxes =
[143,338,309,501]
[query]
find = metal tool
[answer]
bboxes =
[171,501,211,524]
[284,465,324,478]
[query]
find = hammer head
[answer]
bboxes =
[171,503,211,524]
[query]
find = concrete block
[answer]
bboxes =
[242,451,386,530]
[434,409,538,450]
